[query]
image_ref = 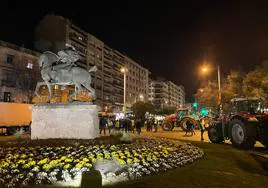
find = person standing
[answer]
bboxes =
[135,118,142,135]
[200,118,205,141]
[99,116,107,135]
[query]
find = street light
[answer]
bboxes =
[139,94,144,101]
[200,63,224,140]
[120,67,127,118]
[200,64,221,108]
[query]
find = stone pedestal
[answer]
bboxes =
[31,103,100,140]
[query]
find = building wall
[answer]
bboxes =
[0,41,40,103]
[125,56,150,108]
[149,78,169,109]
[34,14,149,112]
[149,78,185,109]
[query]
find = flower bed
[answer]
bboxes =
[0,137,204,187]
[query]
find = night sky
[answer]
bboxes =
[1,2,268,101]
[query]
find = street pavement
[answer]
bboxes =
[137,127,265,148]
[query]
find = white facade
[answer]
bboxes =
[149,78,185,109]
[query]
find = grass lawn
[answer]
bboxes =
[104,141,268,188]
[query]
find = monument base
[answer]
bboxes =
[31,103,100,140]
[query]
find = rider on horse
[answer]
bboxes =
[52,43,80,71]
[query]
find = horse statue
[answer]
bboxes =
[35,51,97,103]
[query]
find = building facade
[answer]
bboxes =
[148,77,169,109]
[0,40,40,103]
[125,56,150,109]
[34,14,149,112]
[149,77,185,109]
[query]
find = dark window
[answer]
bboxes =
[6,55,14,64]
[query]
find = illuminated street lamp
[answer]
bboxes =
[200,63,224,139]
[120,67,127,117]
[139,94,144,101]
[200,64,222,108]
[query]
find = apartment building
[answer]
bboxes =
[0,40,40,103]
[149,77,185,109]
[167,81,185,108]
[34,14,149,112]
[125,56,150,109]
[148,77,169,109]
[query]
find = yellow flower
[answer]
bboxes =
[1,161,9,168]
[117,159,126,165]
[14,154,20,159]
[104,153,111,159]
[65,157,73,163]
[20,154,27,159]
[84,163,92,168]
[66,147,72,151]
[23,163,30,169]
[133,158,140,163]
[28,161,36,166]
[38,158,49,165]
[127,158,133,164]
[88,153,95,158]
[17,159,26,165]
[11,164,18,169]
[49,160,59,167]
[43,164,51,170]
[60,156,67,161]
[63,164,71,169]
[97,156,104,161]
[82,158,89,162]
[75,162,84,169]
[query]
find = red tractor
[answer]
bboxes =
[162,108,200,131]
[208,97,268,149]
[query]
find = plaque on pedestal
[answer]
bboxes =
[31,103,100,140]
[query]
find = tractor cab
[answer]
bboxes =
[230,97,265,117]
[176,108,190,119]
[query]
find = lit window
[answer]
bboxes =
[54,85,59,90]
[78,36,83,40]
[27,62,33,69]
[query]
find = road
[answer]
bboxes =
[138,127,265,148]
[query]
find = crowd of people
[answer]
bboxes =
[99,116,163,135]
[99,115,209,142]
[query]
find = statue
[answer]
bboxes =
[35,43,97,103]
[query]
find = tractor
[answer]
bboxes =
[162,108,201,131]
[208,97,268,149]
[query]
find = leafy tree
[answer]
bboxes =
[17,70,39,103]
[155,107,177,115]
[243,66,268,104]
[194,80,219,109]
[132,101,154,120]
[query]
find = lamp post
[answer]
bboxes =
[120,67,127,118]
[201,64,222,108]
[201,63,224,140]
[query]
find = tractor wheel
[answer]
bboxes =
[230,119,256,150]
[180,117,197,131]
[207,123,224,143]
[162,122,174,131]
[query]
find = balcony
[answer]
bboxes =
[69,32,87,46]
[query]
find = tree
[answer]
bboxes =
[132,101,154,120]
[155,107,176,115]
[194,80,219,109]
[243,66,268,104]
[17,70,40,103]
